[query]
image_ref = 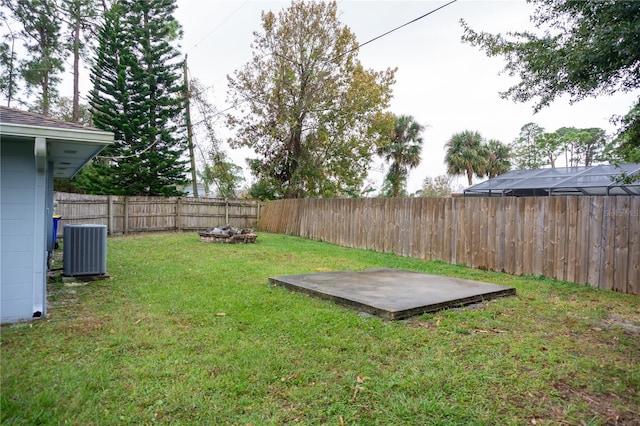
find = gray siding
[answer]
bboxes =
[1,139,47,323]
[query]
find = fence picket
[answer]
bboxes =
[565,196,578,283]
[613,197,630,293]
[587,197,604,287]
[575,197,590,284]
[554,197,567,281]
[627,197,640,294]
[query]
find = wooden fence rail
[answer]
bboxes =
[54,192,262,235]
[258,196,640,295]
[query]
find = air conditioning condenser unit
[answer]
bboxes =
[63,224,107,276]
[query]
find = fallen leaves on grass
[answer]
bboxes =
[413,318,441,329]
[472,328,507,334]
[280,373,298,382]
[352,385,364,401]
[351,376,369,401]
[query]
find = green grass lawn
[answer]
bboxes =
[2,232,639,425]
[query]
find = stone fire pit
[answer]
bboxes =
[199,225,257,244]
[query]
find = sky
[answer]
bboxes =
[57,1,640,193]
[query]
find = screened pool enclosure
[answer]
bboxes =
[464,164,640,196]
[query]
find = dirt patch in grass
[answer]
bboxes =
[554,381,640,426]
[598,316,640,335]
[47,283,80,309]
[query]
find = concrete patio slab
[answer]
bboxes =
[269,268,516,320]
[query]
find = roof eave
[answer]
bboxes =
[0,122,114,145]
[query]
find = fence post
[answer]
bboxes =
[124,196,129,234]
[107,195,113,235]
[256,201,261,228]
[176,197,182,232]
[225,199,229,225]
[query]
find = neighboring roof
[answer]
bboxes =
[464,164,640,196]
[0,106,113,178]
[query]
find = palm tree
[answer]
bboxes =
[444,130,487,186]
[485,139,512,178]
[377,115,425,197]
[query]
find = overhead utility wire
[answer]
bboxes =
[334,0,458,61]
[215,0,459,118]
[187,0,249,54]
[189,0,459,114]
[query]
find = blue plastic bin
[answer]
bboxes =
[52,215,62,248]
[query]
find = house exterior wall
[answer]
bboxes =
[1,139,48,323]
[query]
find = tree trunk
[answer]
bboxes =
[40,27,50,116]
[6,31,16,107]
[42,75,50,116]
[72,20,80,123]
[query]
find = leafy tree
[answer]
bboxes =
[83,0,188,196]
[511,125,614,169]
[40,96,93,125]
[461,0,640,166]
[615,105,640,163]
[461,1,639,112]
[342,183,376,198]
[511,123,545,169]
[201,159,244,199]
[555,127,608,167]
[420,174,452,198]
[444,130,487,186]
[535,131,562,168]
[572,128,607,167]
[485,139,511,178]
[377,115,424,197]
[226,0,396,198]
[248,180,278,201]
[555,127,579,167]
[2,0,65,115]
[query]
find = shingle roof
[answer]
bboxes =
[0,106,103,132]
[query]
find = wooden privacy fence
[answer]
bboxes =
[258,196,640,295]
[54,192,261,235]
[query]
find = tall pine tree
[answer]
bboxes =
[2,0,65,115]
[0,9,19,107]
[84,0,187,196]
[59,0,102,123]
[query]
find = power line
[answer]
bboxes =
[338,0,458,60]
[187,0,249,54]
[96,138,160,160]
